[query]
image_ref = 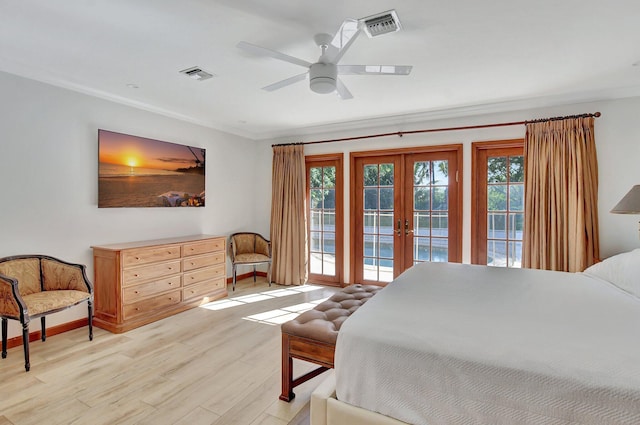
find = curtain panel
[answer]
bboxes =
[270,145,307,285]
[523,117,600,272]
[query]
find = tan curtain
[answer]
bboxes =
[270,145,307,285]
[523,117,599,272]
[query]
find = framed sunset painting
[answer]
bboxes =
[98,130,205,208]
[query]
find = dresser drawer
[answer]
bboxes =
[182,251,224,272]
[183,264,225,286]
[123,260,181,286]
[122,245,181,267]
[182,238,225,257]
[123,289,182,319]
[183,278,226,301]
[123,275,182,303]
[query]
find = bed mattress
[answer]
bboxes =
[334,262,640,424]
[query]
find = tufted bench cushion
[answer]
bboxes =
[279,284,382,402]
[281,284,382,345]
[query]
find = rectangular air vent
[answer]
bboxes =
[179,66,215,81]
[361,10,402,38]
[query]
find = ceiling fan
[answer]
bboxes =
[237,16,412,99]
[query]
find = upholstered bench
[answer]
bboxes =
[279,284,382,402]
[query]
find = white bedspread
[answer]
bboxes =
[335,263,640,425]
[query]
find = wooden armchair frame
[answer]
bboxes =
[0,254,93,371]
[229,232,272,291]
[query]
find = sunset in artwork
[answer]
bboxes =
[98,130,205,208]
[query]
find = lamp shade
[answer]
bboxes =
[611,185,640,214]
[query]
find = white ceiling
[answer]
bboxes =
[1,0,640,140]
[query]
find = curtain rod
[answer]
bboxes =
[272,111,601,147]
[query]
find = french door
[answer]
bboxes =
[351,146,462,285]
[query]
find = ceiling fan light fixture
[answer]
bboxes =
[309,63,337,94]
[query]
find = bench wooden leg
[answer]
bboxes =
[280,333,295,401]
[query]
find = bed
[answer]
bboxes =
[311,249,640,425]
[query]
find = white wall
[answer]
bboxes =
[0,71,260,338]
[262,97,640,283]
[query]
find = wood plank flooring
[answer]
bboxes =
[0,277,339,425]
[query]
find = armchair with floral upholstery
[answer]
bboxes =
[229,232,272,291]
[0,255,93,371]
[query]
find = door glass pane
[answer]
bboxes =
[487,240,507,266]
[379,164,394,185]
[379,188,394,210]
[487,185,507,211]
[323,188,335,209]
[310,210,321,231]
[310,254,322,274]
[431,187,448,211]
[310,167,322,188]
[379,212,394,235]
[414,187,429,210]
[414,161,430,185]
[363,165,378,186]
[411,160,449,264]
[432,239,448,262]
[433,160,448,184]
[310,189,323,209]
[414,213,431,236]
[509,156,524,182]
[487,157,507,183]
[509,184,524,211]
[364,188,378,210]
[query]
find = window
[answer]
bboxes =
[472,140,524,267]
[306,154,344,285]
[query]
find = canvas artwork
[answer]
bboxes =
[98,130,205,208]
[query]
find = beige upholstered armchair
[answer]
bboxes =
[0,255,93,371]
[229,232,272,291]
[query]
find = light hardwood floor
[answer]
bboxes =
[0,277,340,425]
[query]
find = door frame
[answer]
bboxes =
[349,144,463,284]
[305,153,344,286]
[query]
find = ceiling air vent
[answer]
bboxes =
[361,10,402,38]
[179,66,215,81]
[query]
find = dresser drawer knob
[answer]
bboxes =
[134,274,139,277]
[135,257,140,260]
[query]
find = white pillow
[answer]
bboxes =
[583,248,640,298]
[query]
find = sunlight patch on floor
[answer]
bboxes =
[242,297,329,326]
[199,285,324,311]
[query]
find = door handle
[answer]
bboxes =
[405,219,414,235]
[396,219,402,236]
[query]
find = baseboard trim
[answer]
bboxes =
[4,318,89,350]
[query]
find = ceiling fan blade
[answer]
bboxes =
[237,41,312,69]
[335,78,353,100]
[262,72,308,92]
[330,18,359,50]
[331,26,362,64]
[338,65,413,75]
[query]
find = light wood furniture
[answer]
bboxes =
[91,235,227,333]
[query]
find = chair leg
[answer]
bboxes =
[88,301,94,341]
[232,265,237,291]
[1,318,7,359]
[41,316,46,342]
[22,323,30,372]
[253,265,257,283]
[267,263,272,287]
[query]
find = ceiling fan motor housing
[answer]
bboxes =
[310,62,337,94]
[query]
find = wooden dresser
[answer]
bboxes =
[91,235,227,333]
